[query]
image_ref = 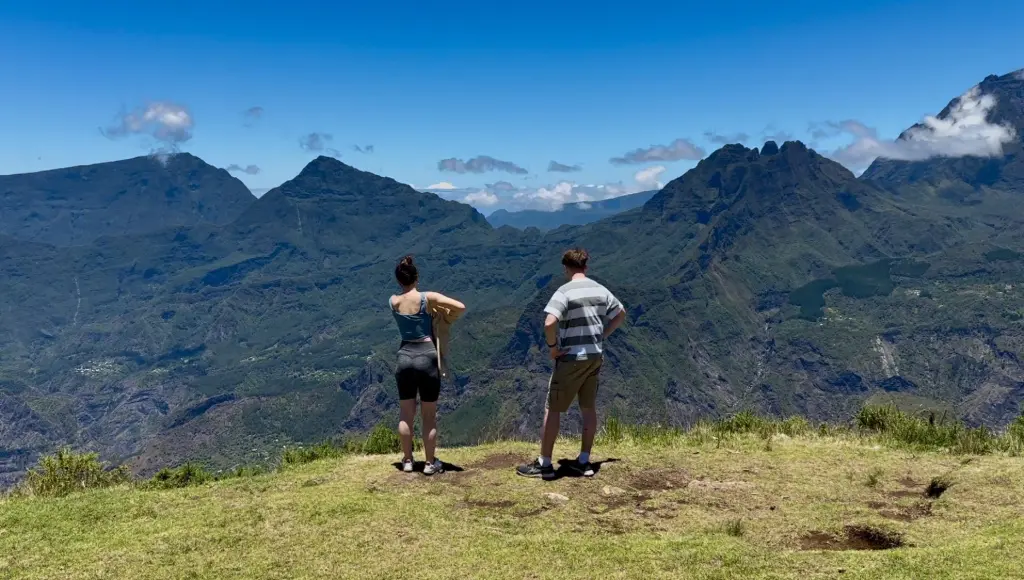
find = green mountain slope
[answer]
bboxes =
[5,73,1024,486]
[486,141,978,432]
[0,153,255,246]
[0,156,547,483]
[861,71,1024,234]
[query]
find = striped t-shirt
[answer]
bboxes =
[544,277,623,361]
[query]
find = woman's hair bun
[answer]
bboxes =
[395,255,419,286]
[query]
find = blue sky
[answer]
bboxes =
[1,0,1022,213]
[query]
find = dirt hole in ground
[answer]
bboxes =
[799,525,905,551]
[468,453,526,471]
[925,477,952,499]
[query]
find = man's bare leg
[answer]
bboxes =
[540,407,561,463]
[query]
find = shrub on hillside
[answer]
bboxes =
[18,448,131,498]
[281,440,352,466]
[221,465,267,479]
[712,411,811,438]
[596,417,682,446]
[362,423,402,455]
[144,462,214,490]
[1008,414,1024,440]
[855,404,1006,454]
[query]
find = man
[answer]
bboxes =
[516,248,626,480]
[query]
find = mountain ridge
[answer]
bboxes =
[0,152,255,246]
[486,189,657,231]
[5,72,1024,485]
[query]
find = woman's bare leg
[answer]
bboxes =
[420,401,438,463]
[398,399,417,462]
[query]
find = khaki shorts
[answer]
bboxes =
[546,358,602,413]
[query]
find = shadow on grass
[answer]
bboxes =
[390,456,619,480]
[390,460,466,474]
[550,457,620,481]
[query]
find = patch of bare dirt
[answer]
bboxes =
[595,518,629,535]
[457,499,552,520]
[686,480,754,492]
[799,525,905,551]
[516,505,551,518]
[587,491,652,514]
[468,453,526,471]
[887,489,923,499]
[387,472,420,485]
[624,469,691,492]
[457,499,516,510]
[437,470,479,487]
[988,475,1013,487]
[898,476,920,489]
[878,502,932,522]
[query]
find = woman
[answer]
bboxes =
[389,255,466,475]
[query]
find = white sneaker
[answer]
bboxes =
[423,458,444,476]
[402,458,414,473]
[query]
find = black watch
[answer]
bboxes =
[546,342,557,348]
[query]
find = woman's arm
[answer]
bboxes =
[425,291,466,314]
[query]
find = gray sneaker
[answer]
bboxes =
[402,458,414,473]
[423,459,444,476]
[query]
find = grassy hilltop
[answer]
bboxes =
[2,410,1024,579]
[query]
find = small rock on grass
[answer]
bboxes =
[544,492,569,504]
[602,486,626,497]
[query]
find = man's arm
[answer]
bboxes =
[544,313,559,346]
[603,291,625,340]
[543,290,568,360]
[602,310,626,340]
[544,314,567,360]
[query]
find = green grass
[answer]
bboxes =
[13,448,130,498]
[3,428,1024,579]
[855,405,1024,455]
[144,463,215,490]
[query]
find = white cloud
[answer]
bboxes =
[514,182,592,210]
[463,190,500,207]
[243,106,264,127]
[423,166,672,212]
[226,164,261,175]
[610,138,706,165]
[823,86,1016,173]
[633,165,666,190]
[102,102,194,151]
[426,181,458,190]
[438,155,528,175]
[300,132,333,152]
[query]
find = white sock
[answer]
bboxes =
[538,456,552,468]
[578,452,590,464]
